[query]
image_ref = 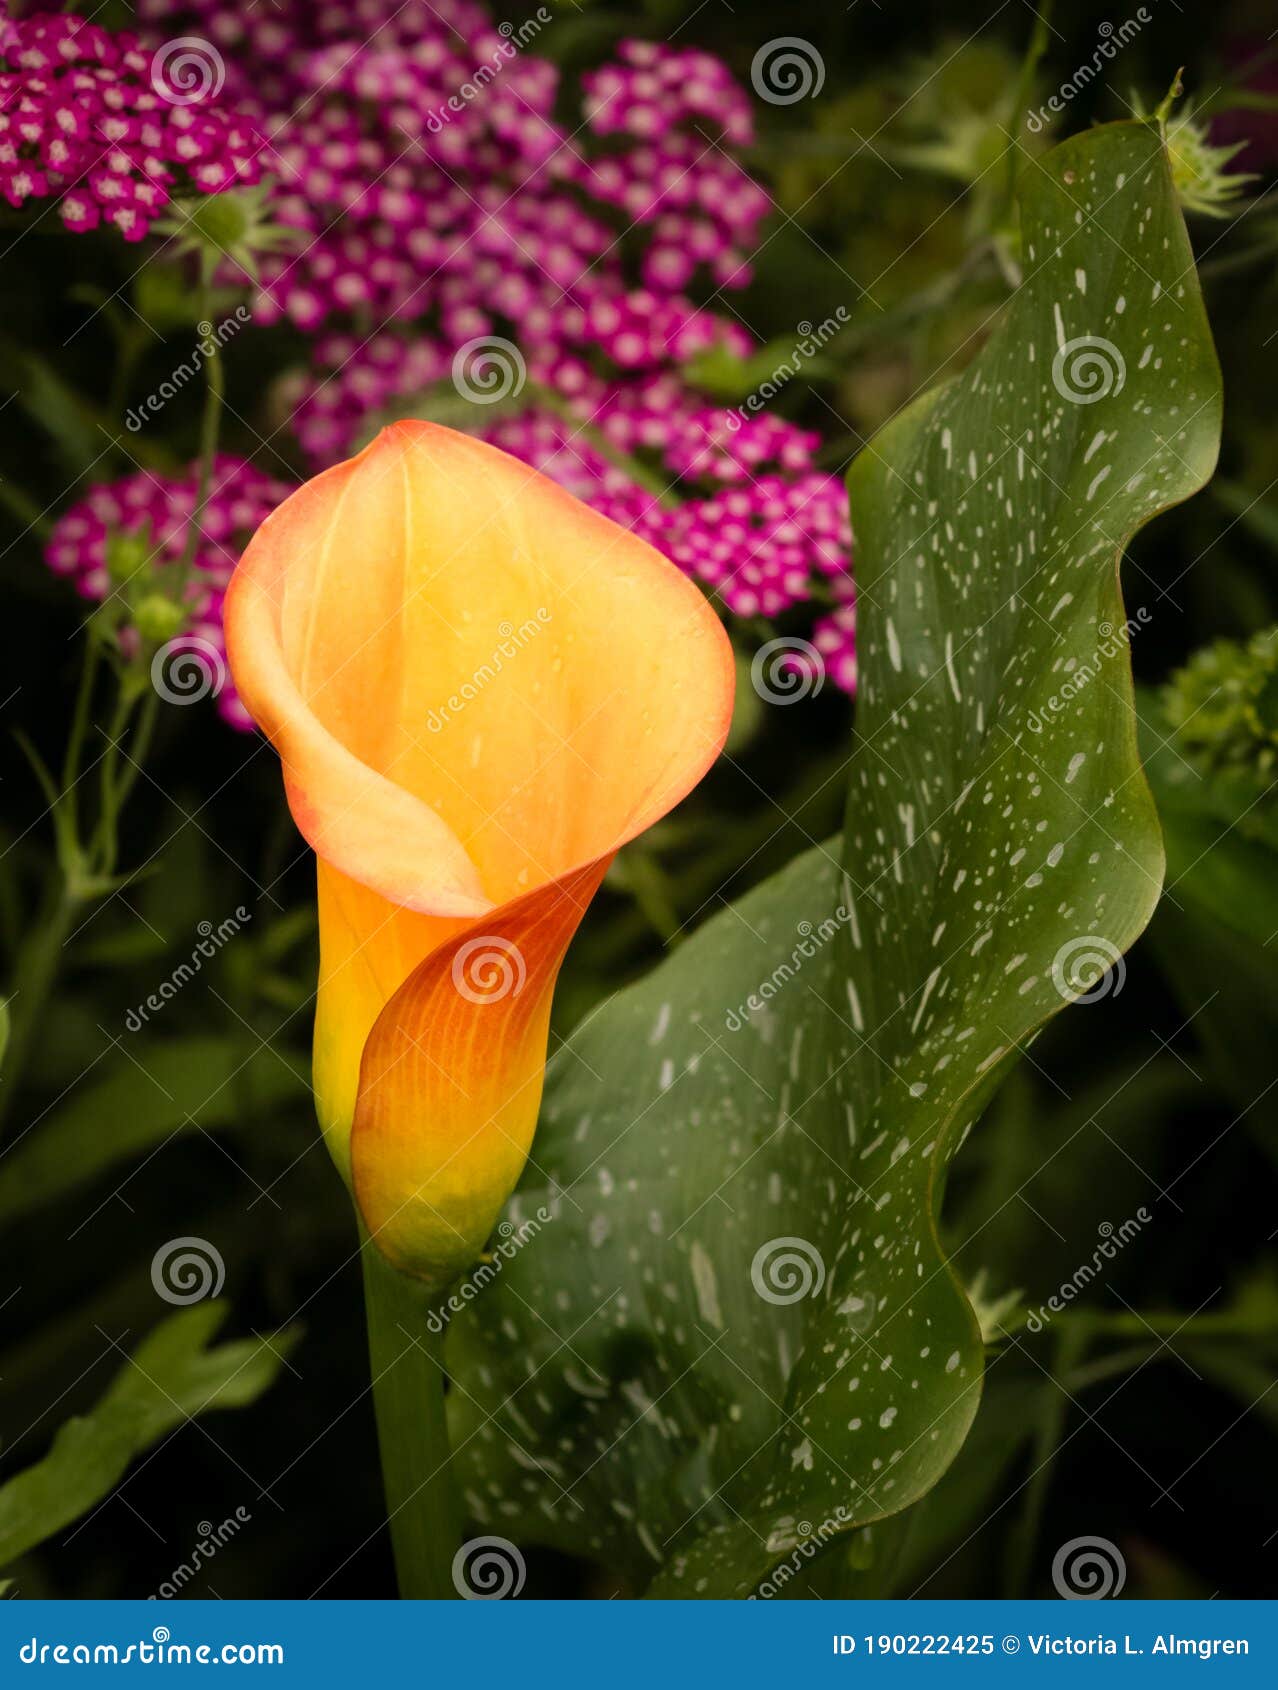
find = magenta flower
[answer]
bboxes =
[0,11,262,239]
[45,456,296,729]
[39,2,856,706]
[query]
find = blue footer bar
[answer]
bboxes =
[0,1601,1274,1684]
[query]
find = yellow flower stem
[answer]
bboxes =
[360,1238,463,1599]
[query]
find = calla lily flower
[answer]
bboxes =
[226,421,734,1288]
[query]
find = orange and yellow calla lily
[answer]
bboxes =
[225,421,734,1288]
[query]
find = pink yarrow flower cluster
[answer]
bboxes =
[578,39,759,293]
[0,11,262,239]
[133,1,770,333]
[45,457,295,729]
[38,1,855,713]
[143,0,855,686]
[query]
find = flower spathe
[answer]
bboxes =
[225,420,734,1286]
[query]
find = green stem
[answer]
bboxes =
[92,684,141,877]
[0,888,81,1136]
[360,1241,463,1599]
[175,272,226,598]
[61,635,100,849]
[1004,1319,1088,1596]
[997,1,1053,221]
[2,652,161,1136]
[107,688,159,830]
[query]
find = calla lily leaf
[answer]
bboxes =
[447,120,1221,1595]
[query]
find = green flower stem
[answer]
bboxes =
[104,688,159,844]
[360,1240,463,1599]
[91,685,137,874]
[1003,1318,1089,1597]
[61,634,100,842]
[996,0,1052,221]
[175,269,226,599]
[0,886,80,1135]
[2,651,160,1135]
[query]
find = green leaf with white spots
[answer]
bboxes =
[446,120,1221,1597]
